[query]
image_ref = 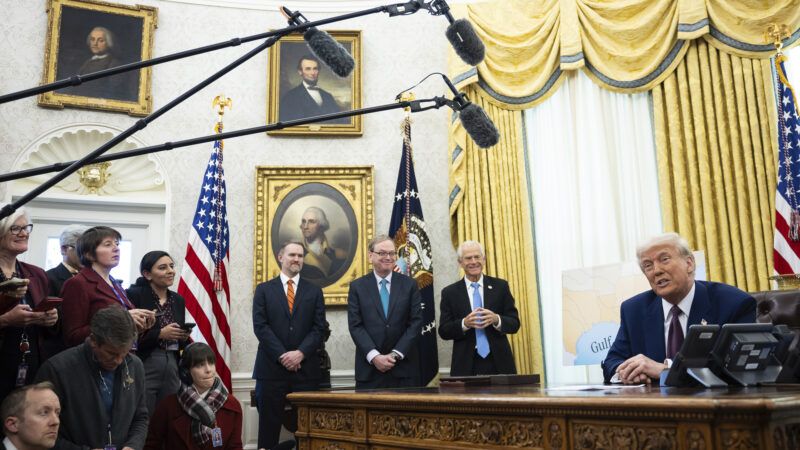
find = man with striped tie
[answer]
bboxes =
[439,241,520,377]
[252,241,326,450]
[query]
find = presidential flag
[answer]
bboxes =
[389,116,438,386]
[177,121,232,389]
[774,53,800,275]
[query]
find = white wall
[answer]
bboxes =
[0,0,459,381]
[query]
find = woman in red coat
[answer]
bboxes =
[60,226,155,347]
[0,206,59,402]
[145,342,243,450]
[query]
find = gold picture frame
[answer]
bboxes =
[254,166,374,305]
[266,30,362,136]
[38,0,157,116]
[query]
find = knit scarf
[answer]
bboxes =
[177,377,228,446]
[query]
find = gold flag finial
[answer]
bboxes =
[766,23,790,54]
[398,91,415,114]
[212,95,233,120]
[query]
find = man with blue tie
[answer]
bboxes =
[439,241,520,376]
[602,232,756,384]
[347,235,423,389]
[252,241,326,449]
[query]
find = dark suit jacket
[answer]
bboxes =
[252,276,326,381]
[601,280,756,382]
[46,262,74,297]
[278,84,348,124]
[439,275,520,376]
[144,393,243,450]
[126,277,187,362]
[347,272,423,383]
[61,267,132,347]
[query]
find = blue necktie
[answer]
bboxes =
[471,282,490,358]
[379,279,390,317]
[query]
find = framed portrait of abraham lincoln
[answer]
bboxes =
[254,166,374,306]
[38,0,157,116]
[266,30,362,136]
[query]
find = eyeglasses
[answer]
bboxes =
[8,224,33,236]
[372,251,397,258]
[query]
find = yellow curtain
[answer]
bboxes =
[449,85,544,377]
[449,0,800,107]
[652,39,778,291]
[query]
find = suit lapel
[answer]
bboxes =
[368,276,387,322]
[688,281,711,326]
[457,281,472,313]
[271,278,291,319]
[482,276,496,310]
[387,276,402,320]
[644,294,666,362]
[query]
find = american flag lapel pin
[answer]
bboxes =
[487,285,493,290]
[701,319,707,325]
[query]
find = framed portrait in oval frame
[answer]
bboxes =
[254,166,374,305]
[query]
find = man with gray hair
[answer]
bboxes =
[46,224,87,297]
[35,306,148,450]
[347,235,422,388]
[602,232,756,384]
[0,382,60,450]
[439,240,520,376]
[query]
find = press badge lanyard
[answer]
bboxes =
[108,276,138,351]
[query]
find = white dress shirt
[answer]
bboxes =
[279,271,300,297]
[303,81,323,106]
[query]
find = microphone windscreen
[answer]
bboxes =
[446,19,485,66]
[304,27,355,77]
[460,103,499,148]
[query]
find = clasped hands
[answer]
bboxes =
[464,307,499,329]
[615,354,667,384]
[280,350,304,372]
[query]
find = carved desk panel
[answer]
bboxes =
[289,385,800,450]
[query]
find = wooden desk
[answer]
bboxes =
[288,385,800,450]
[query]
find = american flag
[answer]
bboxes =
[389,116,438,386]
[177,121,232,389]
[774,53,800,275]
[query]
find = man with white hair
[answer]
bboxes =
[298,207,346,284]
[602,232,756,384]
[439,240,520,376]
[46,224,87,297]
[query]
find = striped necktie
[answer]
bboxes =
[287,279,295,314]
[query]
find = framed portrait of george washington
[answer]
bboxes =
[38,0,157,116]
[266,30,362,136]
[254,166,374,306]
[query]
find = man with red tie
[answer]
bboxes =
[252,241,326,450]
[602,232,756,384]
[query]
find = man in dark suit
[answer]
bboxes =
[46,224,87,296]
[252,241,326,450]
[602,232,756,384]
[278,55,348,124]
[439,240,520,376]
[347,235,423,389]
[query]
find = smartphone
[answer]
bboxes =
[180,322,196,332]
[34,297,62,312]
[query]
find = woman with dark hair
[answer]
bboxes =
[145,342,243,450]
[127,250,190,414]
[61,226,155,347]
[0,205,59,402]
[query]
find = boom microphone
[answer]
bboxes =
[445,18,485,66]
[282,7,355,77]
[440,74,498,148]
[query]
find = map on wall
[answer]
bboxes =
[562,251,706,366]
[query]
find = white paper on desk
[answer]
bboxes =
[546,384,645,391]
